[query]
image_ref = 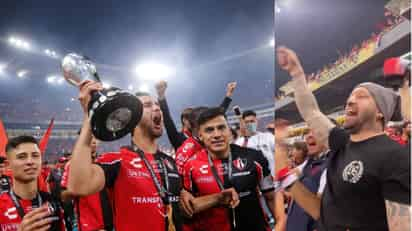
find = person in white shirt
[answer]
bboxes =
[235,110,275,176]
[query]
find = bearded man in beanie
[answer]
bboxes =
[275,47,410,231]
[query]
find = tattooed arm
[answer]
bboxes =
[385,200,411,231]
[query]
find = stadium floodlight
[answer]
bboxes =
[0,64,6,75]
[275,6,281,13]
[70,97,76,102]
[138,84,150,93]
[17,70,28,78]
[8,36,31,50]
[128,84,134,91]
[102,82,111,89]
[135,62,175,80]
[45,49,51,55]
[269,38,275,47]
[57,77,65,85]
[47,76,56,83]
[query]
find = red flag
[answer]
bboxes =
[39,118,54,155]
[0,119,8,158]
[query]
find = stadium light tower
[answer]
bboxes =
[47,75,56,84]
[8,36,31,51]
[135,62,175,81]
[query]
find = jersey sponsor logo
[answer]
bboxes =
[199,165,209,174]
[1,223,19,231]
[4,207,17,220]
[131,196,161,204]
[130,158,143,169]
[182,142,195,153]
[233,158,247,171]
[342,160,364,184]
[195,176,214,184]
[127,169,150,179]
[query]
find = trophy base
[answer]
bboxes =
[89,88,142,141]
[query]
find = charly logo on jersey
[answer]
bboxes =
[130,158,143,169]
[342,160,364,183]
[233,158,247,171]
[4,207,17,220]
[199,165,209,174]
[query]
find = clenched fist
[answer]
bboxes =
[155,80,168,100]
[226,82,237,98]
[276,46,305,79]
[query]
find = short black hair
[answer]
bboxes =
[180,107,193,125]
[189,106,209,129]
[242,110,257,119]
[5,135,38,154]
[197,107,226,127]
[135,92,150,97]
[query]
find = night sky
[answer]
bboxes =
[0,0,274,123]
[275,0,389,91]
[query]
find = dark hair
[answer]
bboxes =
[180,108,193,126]
[242,110,257,119]
[231,128,238,140]
[135,92,150,97]
[292,141,308,155]
[6,135,39,153]
[190,106,209,129]
[197,107,226,127]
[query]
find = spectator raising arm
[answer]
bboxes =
[276,47,335,149]
[220,82,237,113]
[156,80,187,150]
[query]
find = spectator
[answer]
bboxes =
[0,156,11,193]
[276,46,410,231]
[235,110,275,175]
[290,141,308,167]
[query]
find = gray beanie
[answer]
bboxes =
[355,82,402,126]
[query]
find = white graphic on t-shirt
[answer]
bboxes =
[4,207,17,220]
[342,160,364,183]
[130,158,143,169]
[199,165,209,174]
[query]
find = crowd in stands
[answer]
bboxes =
[276,10,406,101]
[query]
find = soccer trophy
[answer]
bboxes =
[61,53,142,141]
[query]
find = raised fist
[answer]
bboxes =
[155,80,168,99]
[276,46,305,79]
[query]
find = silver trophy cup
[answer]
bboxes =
[62,53,142,141]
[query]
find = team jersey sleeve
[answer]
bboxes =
[253,150,274,193]
[96,153,122,188]
[182,160,194,193]
[380,145,411,204]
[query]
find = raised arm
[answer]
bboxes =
[277,47,334,148]
[68,81,106,196]
[156,80,186,149]
[219,82,236,113]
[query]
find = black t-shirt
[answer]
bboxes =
[320,127,411,231]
